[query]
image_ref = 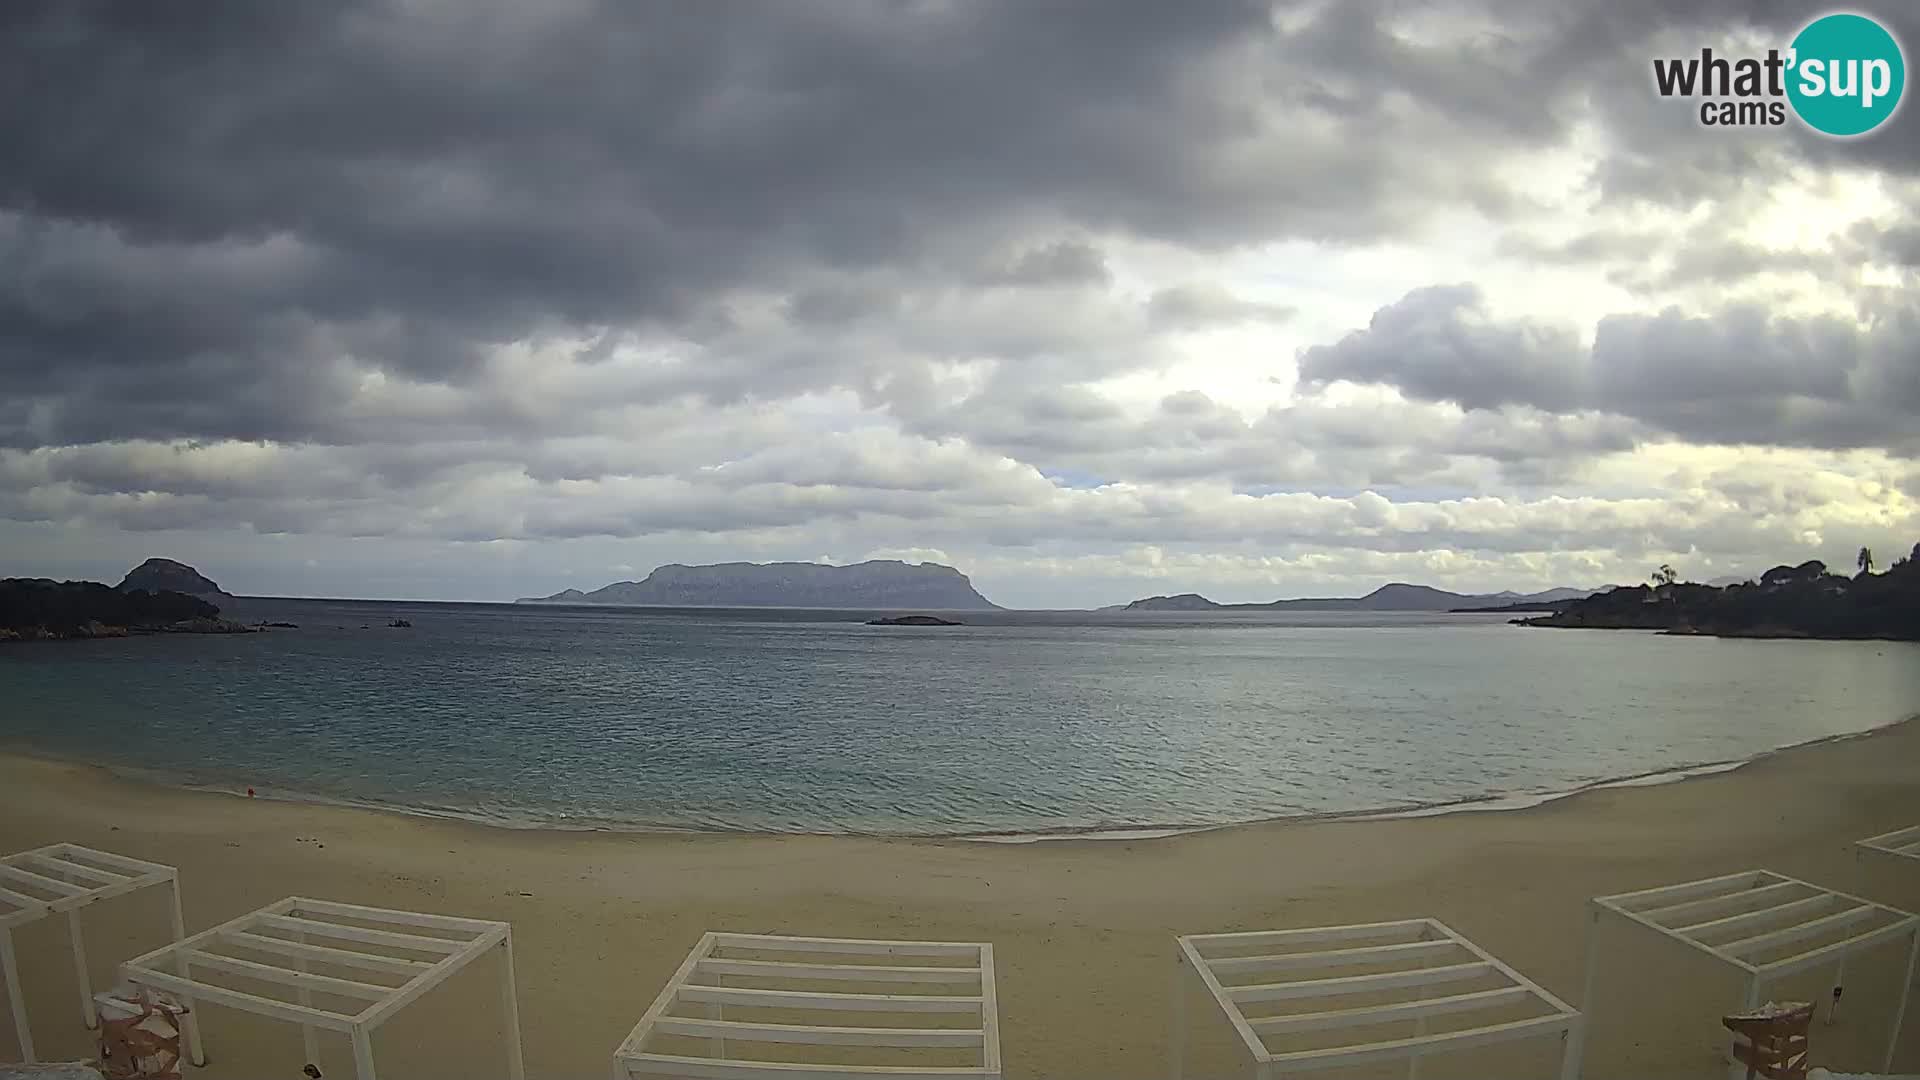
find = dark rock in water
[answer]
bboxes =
[866,614,962,626]
[388,618,412,628]
[117,557,237,611]
[255,621,299,629]
[165,617,256,634]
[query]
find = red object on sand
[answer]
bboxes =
[246,788,255,797]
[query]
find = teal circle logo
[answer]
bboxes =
[1787,12,1905,137]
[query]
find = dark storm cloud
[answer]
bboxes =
[0,0,1272,444]
[0,0,1703,452]
[1301,284,1920,454]
[1855,220,1920,268]
[1297,286,1587,413]
[1474,0,1920,210]
[988,241,1113,288]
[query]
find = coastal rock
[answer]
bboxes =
[1,578,223,642]
[518,560,999,610]
[866,614,962,626]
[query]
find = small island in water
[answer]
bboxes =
[1518,545,1920,641]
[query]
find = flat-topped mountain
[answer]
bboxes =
[118,557,235,609]
[518,560,1000,610]
[1109,583,1597,612]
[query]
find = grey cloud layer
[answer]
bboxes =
[2,0,1916,600]
[1300,285,1920,454]
[11,0,1865,449]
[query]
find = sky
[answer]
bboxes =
[2,0,1917,609]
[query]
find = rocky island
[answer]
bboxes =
[118,557,238,608]
[866,615,962,626]
[1517,547,1920,641]
[518,559,999,610]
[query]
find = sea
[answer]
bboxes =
[3,598,1917,837]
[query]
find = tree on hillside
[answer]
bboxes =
[1858,547,1875,576]
[1650,564,1678,587]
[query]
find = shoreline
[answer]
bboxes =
[4,713,1920,1078]
[6,712,1913,844]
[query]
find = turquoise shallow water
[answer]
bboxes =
[2,599,1917,835]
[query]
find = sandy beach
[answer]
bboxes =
[3,719,1918,1080]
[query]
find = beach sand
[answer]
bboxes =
[3,720,1918,1080]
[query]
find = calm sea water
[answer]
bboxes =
[2,599,1917,835]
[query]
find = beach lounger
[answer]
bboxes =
[614,932,1001,1080]
[1587,871,1920,1076]
[1170,918,1582,1079]
[117,897,524,1080]
[1858,827,1920,871]
[0,844,193,1065]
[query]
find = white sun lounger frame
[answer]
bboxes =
[1586,869,1920,1073]
[1171,918,1583,1080]
[0,843,196,1065]
[119,896,524,1080]
[1857,825,1920,869]
[614,932,1002,1080]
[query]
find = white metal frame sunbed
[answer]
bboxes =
[119,896,525,1080]
[1586,870,1920,1074]
[1171,918,1584,1079]
[614,932,1002,1080]
[1857,826,1920,871]
[0,843,196,1064]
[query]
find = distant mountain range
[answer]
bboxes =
[1105,583,1599,612]
[517,560,1000,610]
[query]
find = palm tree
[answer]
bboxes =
[1858,546,1875,576]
